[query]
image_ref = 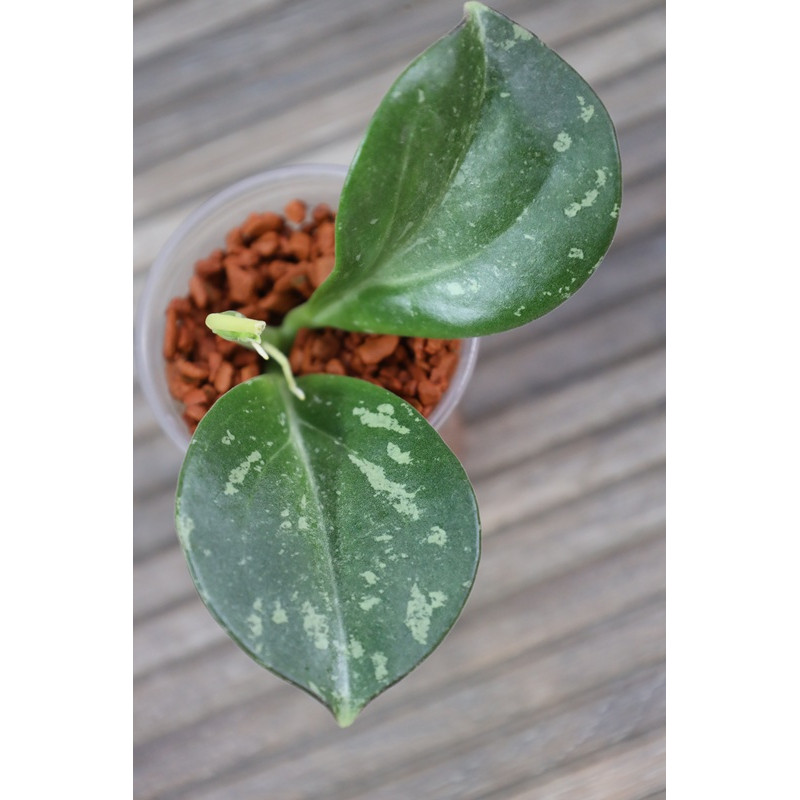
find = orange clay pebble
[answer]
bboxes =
[163,201,461,433]
[207,350,222,380]
[189,274,209,308]
[184,403,208,423]
[213,361,235,394]
[314,222,335,255]
[252,231,279,257]
[325,358,346,375]
[232,347,259,368]
[287,230,312,260]
[241,212,282,241]
[175,359,209,382]
[284,199,307,224]
[417,379,443,407]
[310,255,335,288]
[183,387,209,406]
[312,203,333,222]
[163,307,178,359]
[238,364,261,382]
[194,250,224,278]
[357,335,400,365]
[176,321,195,354]
[225,226,245,253]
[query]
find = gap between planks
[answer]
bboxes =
[134,468,664,748]
[134,348,664,597]
[134,0,658,169]
[133,217,665,503]
[135,586,664,798]
[135,532,664,750]
[134,444,663,626]
[131,162,664,449]
[134,382,664,633]
[133,5,664,224]
[134,434,665,674]
[132,62,663,292]
[467,727,665,800]
[142,662,665,800]
[131,56,664,279]
[337,668,665,800]
[339,691,665,800]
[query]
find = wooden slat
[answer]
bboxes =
[134,469,663,746]
[131,165,664,448]
[475,467,664,595]
[134,0,650,117]
[134,594,223,679]
[131,57,663,282]
[507,729,666,800]
[133,4,664,223]
[134,545,664,797]
[133,0,282,63]
[133,380,159,437]
[133,1,665,796]
[134,404,663,678]
[162,663,665,800]
[466,349,664,478]
[134,0,656,171]
[475,408,664,532]
[134,544,194,621]
[133,484,180,561]
[134,333,663,561]
[133,435,183,504]
[134,0,452,140]
[464,289,664,420]
[339,669,665,800]
[133,0,168,17]
[134,347,664,616]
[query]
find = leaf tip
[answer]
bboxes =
[332,700,363,729]
[463,1,486,24]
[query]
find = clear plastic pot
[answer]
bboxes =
[134,164,479,452]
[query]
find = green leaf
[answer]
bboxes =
[287,2,621,338]
[175,374,480,726]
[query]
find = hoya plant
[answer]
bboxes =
[174,2,620,727]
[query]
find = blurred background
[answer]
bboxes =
[133,0,665,797]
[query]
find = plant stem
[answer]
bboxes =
[205,309,308,399]
[259,323,295,353]
[253,338,305,400]
[279,302,316,346]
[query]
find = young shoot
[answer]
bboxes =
[205,311,305,400]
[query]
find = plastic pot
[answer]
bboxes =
[134,164,479,452]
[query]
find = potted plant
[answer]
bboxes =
[136,2,621,727]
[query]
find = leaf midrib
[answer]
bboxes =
[315,20,488,328]
[364,16,487,277]
[277,382,353,707]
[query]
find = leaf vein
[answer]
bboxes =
[279,384,352,707]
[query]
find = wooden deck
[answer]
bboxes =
[133,1,665,797]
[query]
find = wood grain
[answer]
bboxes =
[133,0,665,796]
